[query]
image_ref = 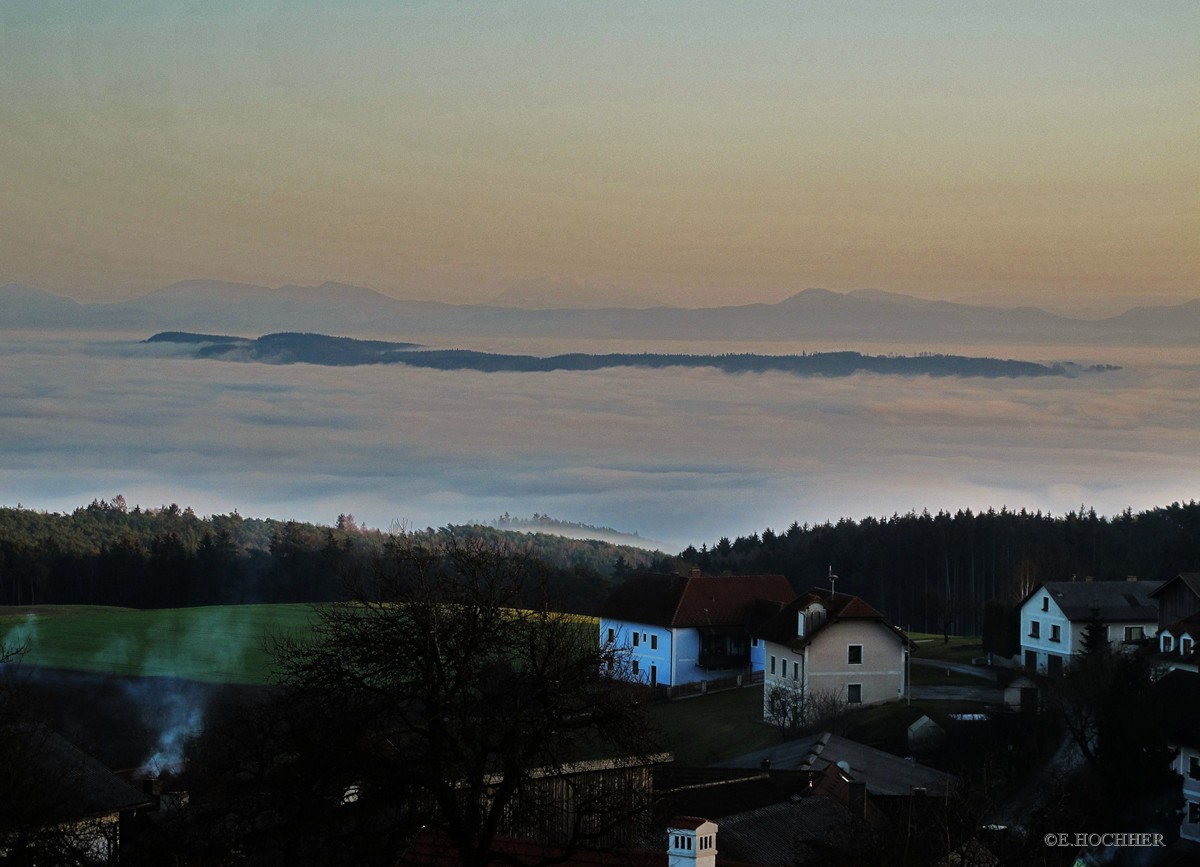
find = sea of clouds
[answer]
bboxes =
[2,331,1198,550]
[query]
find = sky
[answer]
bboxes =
[2,1,1197,314]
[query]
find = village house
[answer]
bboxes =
[1151,573,1200,627]
[755,588,908,721]
[1152,669,1200,845]
[1154,612,1200,675]
[1017,578,1161,676]
[598,570,795,688]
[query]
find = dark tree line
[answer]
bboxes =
[679,501,1200,635]
[0,500,651,613]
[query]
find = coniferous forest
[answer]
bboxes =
[1,498,1198,635]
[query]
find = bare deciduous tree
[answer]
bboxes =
[268,533,662,867]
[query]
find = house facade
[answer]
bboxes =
[1153,669,1200,845]
[757,588,908,720]
[1150,573,1200,627]
[1018,579,1161,677]
[1154,612,1200,675]
[599,570,795,688]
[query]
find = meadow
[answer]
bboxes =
[0,604,321,685]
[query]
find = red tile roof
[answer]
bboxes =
[600,572,795,629]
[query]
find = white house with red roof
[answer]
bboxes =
[756,588,909,721]
[598,570,795,687]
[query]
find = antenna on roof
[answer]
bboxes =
[829,566,838,596]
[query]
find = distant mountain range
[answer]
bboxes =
[4,280,1199,346]
[145,331,1115,379]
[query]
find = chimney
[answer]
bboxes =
[668,817,717,867]
[689,567,701,578]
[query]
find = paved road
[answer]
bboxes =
[910,657,1003,683]
[909,657,1005,702]
[909,683,1004,703]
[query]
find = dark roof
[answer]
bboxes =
[715,731,954,797]
[1149,573,1200,601]
[600,572,794,629]
[756,588,908,651]
[1023,580,1163,622]
[5,726,155,822]
[716,796,866,867]
[402,827,760,866]
[655,768,812,820]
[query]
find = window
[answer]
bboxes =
[847,683,862,704]
[848,645,863,665]
[1189,801,1200,825]
[607,627,615,643]
[632,660,639,675]
[1183,636,1195,656]
[770,655,777,675]
[1050,624,1061,643]
[792,660,799,681]
[1162,633,1176,653]
[751,637,759,647]
[650,634,658,650]
[1124,626,1145,642]
[1029,620,1040,639]
[1189,755,1200,781]
[632,632,639,647]
[1041,596,1049,612]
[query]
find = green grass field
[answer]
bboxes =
[649,684,778,766]
[908,634,985,663]
[0,604,321,684]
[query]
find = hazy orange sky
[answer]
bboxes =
[2,2,1196,313]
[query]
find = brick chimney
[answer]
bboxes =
[668,816,717,867]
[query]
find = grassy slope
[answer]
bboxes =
[0,604,319,684]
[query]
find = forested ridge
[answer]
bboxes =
[3,498,1199,634]
[0,499,655,613]
[681,501,1200,635]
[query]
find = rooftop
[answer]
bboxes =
[600,571,795,630]
[1025,579,1163,622]
[714,731,954,798]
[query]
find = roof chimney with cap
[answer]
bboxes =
[668,816,717,867]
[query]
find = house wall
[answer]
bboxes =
[1174,744,1200,843]
[671,627,745,685]
[1019,590,1157,675]
[1020,593,1073,675]
[599,618,673,686]
[806,620,905,707]
[1158,581,1200,626]
[761,638,806,719]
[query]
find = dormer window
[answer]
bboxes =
[1162,632,1176,653]
[1183,635,1195,656]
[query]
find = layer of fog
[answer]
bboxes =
[2,331,1198,550]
